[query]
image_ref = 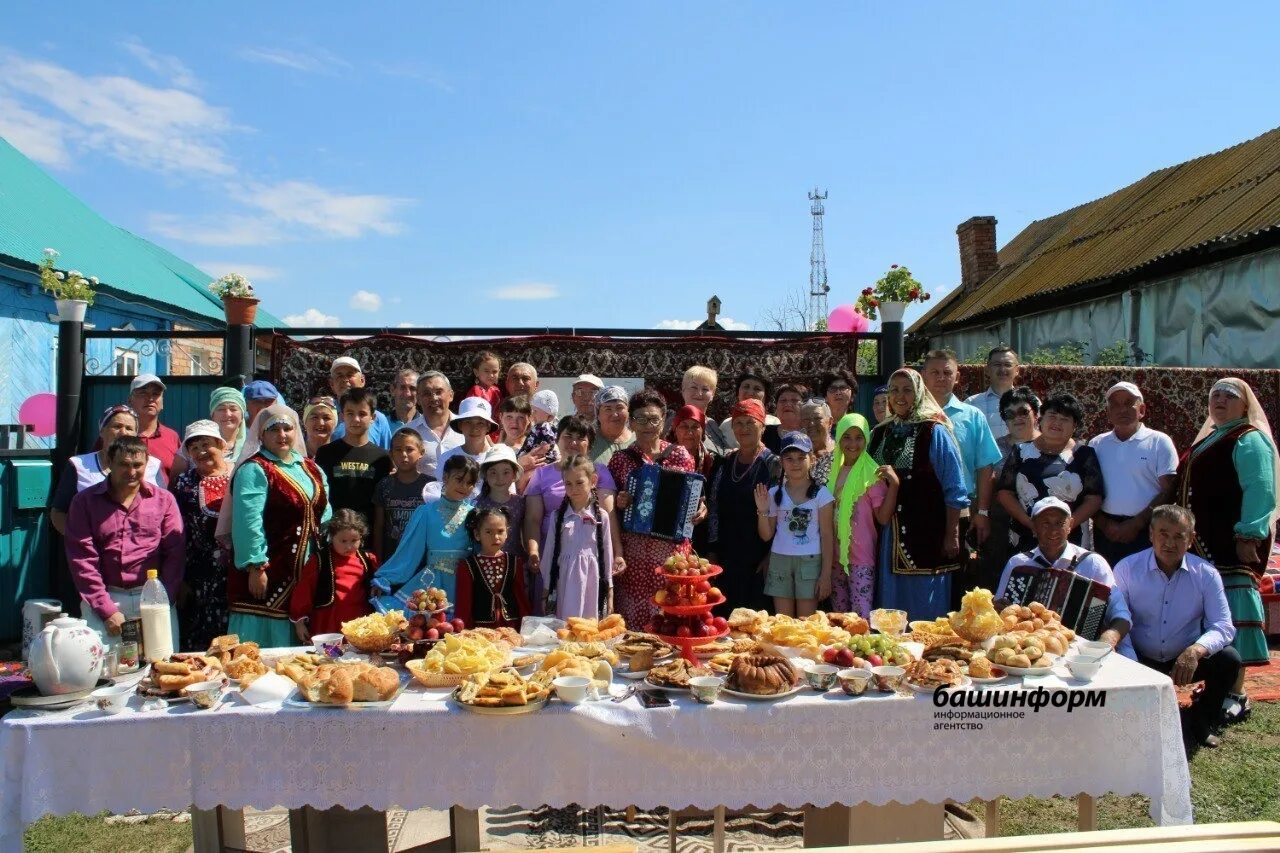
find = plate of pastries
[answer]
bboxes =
[280,659,404,708]
[722,652,802,700]
[137,653,226,700]
[206,634,268,683]
[556,614,626,643]
[644,658,710,690]
[452,668,551,715]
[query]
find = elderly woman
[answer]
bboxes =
[996,391,1104,553]
[708,399,782,611]
[590,385,635,465]
[1177,377,1280,722]
[819,370,858,427]
[610,389,699,629]
[50,404,162,535]
[871,384,890,425]
[171,420,234,652]
[719,370,778,450]
[764,384,805,454]
[678,365,731,451]
[524,416,620,612]
[170,386,248,480]
[220,404,331,647]
[801,400,836,483]
[868,368,969,620]
[303,396,338,458]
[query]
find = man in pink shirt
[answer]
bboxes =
[64,435,184,649]
[127,373,181,481]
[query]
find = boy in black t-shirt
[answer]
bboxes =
[315,387,392,525]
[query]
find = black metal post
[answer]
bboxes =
[881,321,906,376]
[52,316,84,608]
[223,323,254,386]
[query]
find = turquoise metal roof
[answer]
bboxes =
[0,137,282,327]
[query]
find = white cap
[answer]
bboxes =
[130,373,166,393]
[573,373,604,389]
[1030,496,1072,518]
[451,396,497,426]
[182,419,225,447]
[480,443,519,469]
[330,356,362,375]
[530,389,559,416]
[1104,381,1143,403]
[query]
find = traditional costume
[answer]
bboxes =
[455,552,531,628]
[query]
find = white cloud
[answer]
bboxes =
[120,37,199,90]
[283,307,340,326]
[238,180,410,238]
[0,96,74,168]
[195,262,282,281]
[350,289,382,312]
[489,282,559,301]
[396,321,416,328]
[238,46,350,75]
[0,52,235,176]
[372,61,455,93]
[149,213,282,247]
[655,317,751,331]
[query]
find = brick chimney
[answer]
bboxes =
[957,216,998,292]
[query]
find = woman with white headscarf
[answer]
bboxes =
[218,403,331,647]
[1176,377,1280,722]
[868,368,969,620]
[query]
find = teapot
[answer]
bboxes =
[28,616,104,696]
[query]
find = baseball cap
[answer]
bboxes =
[330,356,362,375]
[1031,496,1072,518]
[182,419,225,447]
[451,396,497,426]
[779,431,814,455]
[242,380,280,401]
[129,373,166,393]
[1104,381,1143,403]
[573,373,604,389]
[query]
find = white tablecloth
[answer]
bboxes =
[0,651,1191,852]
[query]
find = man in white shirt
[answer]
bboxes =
[407,371,464,479]
[1088,382,1179,567]
[964,346,1020,442]
[996,497,1133,655]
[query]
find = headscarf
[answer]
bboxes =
[209,386,247,460]
[302,398,337,432]
[215,403,308,546]
[593,385,628,410]
[827,413,881,572]
[1195,377,1280,527]
[886,368,954,435]
[98,404,138,433]
[669,404,708,465]
[729,399,766,425]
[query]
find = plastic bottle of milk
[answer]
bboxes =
[140,569,174,662]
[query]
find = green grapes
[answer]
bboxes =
[844,634,902,656]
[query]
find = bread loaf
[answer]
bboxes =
[727,653,797,695]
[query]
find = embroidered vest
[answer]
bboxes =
[314,548,376,609]
[227,453,328,618]
[464,554,521,625]
[1177,422,1272,575]
[870,420,960,576]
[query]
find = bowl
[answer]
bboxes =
[1074,640,1112,661]
[310,633,344,653]
[804,664,839,691]
[91,683,133,715]
[1064,655,1102,681]
[552,675,591,704]
[836,668,872,696]
[183,680,225,710]
[689,675,724,704]
[869,665,906,692]
[869,608,908,636]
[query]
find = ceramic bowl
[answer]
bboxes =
[184,680,225,710]
[552,675,590,704]
[310,633,344,654]
[1064,655,1102,681]
[1074,640,1112,661]
[91,683,133,715]
[689,675,724,704]
[804,664,839,691]
[836,668,872,696]
[869,665,906,692]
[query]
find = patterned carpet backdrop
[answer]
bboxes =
[271,333,867,421]
[957,364,1280,451]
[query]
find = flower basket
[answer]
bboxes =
[54,299,88,323]
[878,301,907,323]
[857,264,931,321]
[222,295,259,326]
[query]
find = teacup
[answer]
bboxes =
[869,665,906,693]
[804,664,839,691]
[1064,655,1101,681]
[552,675,591,704]
[310,633,344,655]
[1074,640,1112,661]
[184,680,225,710]
[836,668,872,696]
[689,675,724,704]
[91,683,133,715]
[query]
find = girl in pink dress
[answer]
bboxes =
[540,455,616,619]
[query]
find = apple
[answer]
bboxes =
[708,587,722,598]
[439,622,455,635]
[698,622,716,637]
[867,653,883,667]
[451,618,465,632]
[822,647,840,664]
[407,626,425,641]
[711,617,728,631]
[676,626,692,638]
[702,611,716,624]
[835,648,855,668]
[851,656,868,670]
[425,627,440,640]
[694,580,711,594]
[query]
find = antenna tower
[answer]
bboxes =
[808,188,830,330]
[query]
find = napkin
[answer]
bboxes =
[239,672,294,705]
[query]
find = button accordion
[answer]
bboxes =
[1002,564,1112,641]
[621,463,704,542]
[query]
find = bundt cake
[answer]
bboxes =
[727,653,798,695]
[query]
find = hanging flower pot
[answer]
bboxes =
[222,295,260,326]
[878,301,908,324]
[856,264,932,322]
[39,249,96,322]
[54,298,88,323]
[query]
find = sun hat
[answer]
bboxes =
[182,419,226,447]
[452,397,497,426]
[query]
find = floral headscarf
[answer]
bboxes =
[886,368,954,435]
[215,403,308,546]
[827,413,881,573]
[209,386,247,460]
[1195,377,1280,527]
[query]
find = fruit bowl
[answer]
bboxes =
[654,593,726,615]
[656,564,724,584]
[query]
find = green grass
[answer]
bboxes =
[24,704,1280,849]
[973,701,1280,835]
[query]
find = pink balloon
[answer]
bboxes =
[827,304,870,333]
[18,392,57,438]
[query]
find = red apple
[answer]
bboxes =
[676,626,692,638]
[694,580,711,594]
[451,618,465,632]
[822,647,839,664]
[835,648,855,668]
[425,627,440,640]
[711,617,728,631]
[439,622,455,635]
[702,611,715,624]
[867,653,883,667]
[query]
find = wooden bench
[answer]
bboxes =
[812,820,1280,852]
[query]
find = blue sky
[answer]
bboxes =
[3,3,1279,331]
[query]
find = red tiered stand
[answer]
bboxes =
[649,564,730,662]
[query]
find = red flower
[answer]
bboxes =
[869,298,880,307]
[862,287,874,296]
[923,293,932,301]
[890,264,899,269]
[908,288,919,299]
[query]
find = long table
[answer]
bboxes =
[0,651,1192,852]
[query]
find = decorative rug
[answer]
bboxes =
[1176,647,1280,707]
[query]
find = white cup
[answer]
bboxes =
[1074,640,1111,661]
[1064,655,1102,681]
[91,683,133,715]
[552,675,591,704]
[310,633,344,653]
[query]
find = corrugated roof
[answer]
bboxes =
[912,126,1280,332]
[0,137,283,326]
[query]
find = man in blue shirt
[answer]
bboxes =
[922,349,1002,603]
[1113,504,1240,750]
[329,356,393,450]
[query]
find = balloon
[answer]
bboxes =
[18,392,57,438]
[827,304,870,333]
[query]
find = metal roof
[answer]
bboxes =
[0,137,283,326]
[912,126,1280,332]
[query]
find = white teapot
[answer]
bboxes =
[28,616,104,695]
